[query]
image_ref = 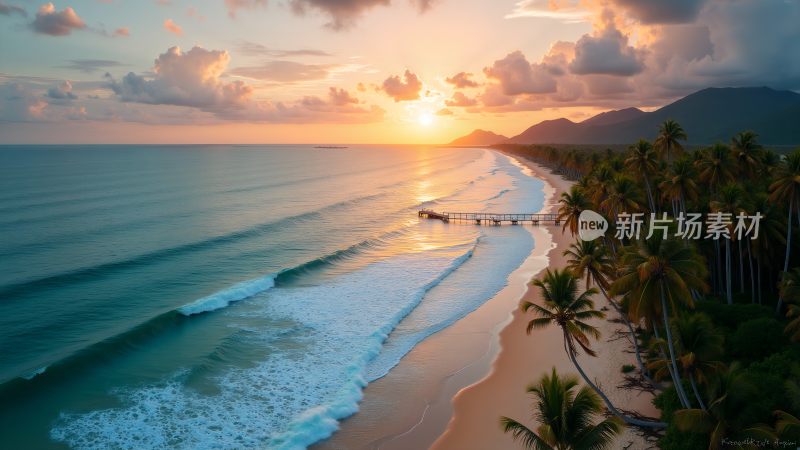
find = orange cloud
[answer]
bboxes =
[163,18,182,35]
[31,3,86,36]
[381,70,423,102]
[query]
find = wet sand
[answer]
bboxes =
[314,152,658,450]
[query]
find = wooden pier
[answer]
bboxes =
[418,210,560,226]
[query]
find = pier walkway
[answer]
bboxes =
[418,210,560,226]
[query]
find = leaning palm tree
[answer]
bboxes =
[558,186,590,236]
[655,119,687,163]
[525,269,666,428]
[563,240,650,382]
[611,237,709,410]
[769,149,800,313]
[501,368,624,450]
[624,140,658,212]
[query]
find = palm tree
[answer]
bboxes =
[586,165,614,207]
[655,119,687,163]
[674,363,754,450]
[525,269,666,428]
[709,183,746,305]
[611,237,709,410]
[625,140,658,211]
[659,157,699,217]
[501,368,623,450]
[695,143,735,193]
[558,186,590,236]
[750,194,786,304]
[779,268,800,342]
[563,240,650,381]
[648,313,723,410]
[731,131,763,179]
[769,149,800,313]
[598,175,643,222]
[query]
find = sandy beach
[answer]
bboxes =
[315,151,659,450]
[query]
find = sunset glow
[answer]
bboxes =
[0,0,798,145]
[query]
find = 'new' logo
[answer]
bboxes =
[578,210,608,241]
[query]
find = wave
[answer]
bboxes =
[21,366,47,380]
[177,273,278,316]
[267,242,477,450]
[0,192,390,300]
[48,242,479,450]
[485,188,512,201]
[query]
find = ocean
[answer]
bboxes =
[0,145,545,449]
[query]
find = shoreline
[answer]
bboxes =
[314,151,657,450]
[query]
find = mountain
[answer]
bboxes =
[506,87,800,146]
[580,107,645,126]
[448,129,509,146]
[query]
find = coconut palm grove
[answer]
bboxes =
[497,123,800,449]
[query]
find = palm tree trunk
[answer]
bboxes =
[715,240,723,295]
[757,257,763,304]
[725,238,733,304]
[738,239,745,294]
[748,241,756,304]
[778,195,794,313]
[643,173,655,212]
[597,285,656,387]
[660,284,693,409]
[652,325,690,408]
[688,373,707,411]
[563,335,667,428]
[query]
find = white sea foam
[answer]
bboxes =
[177,273,277,316]
[52,244,477,450]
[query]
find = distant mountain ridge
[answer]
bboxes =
[449,87,800,146]
[448,129,509,146]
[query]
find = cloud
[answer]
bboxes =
[30,3,85,36]
[113,27,129,37]
[569,27,644,76]
[108,46,252,111]
[0,1,26,16]
[225,0,267,18]
[163,18,182,35]
[327,87,359,105]
[290,0,389,30]
[612,0,708,24]
[436,108,453,116]
[0,83,48,121]
[445,91,477,107]
[59,59,126,74]
[230,61,336,82]
[381,69,422,101]
[237,41,332,58]
[505,0,589,22]
[46,80,77,100]
[445,72,479,88]
[483,51,557,95]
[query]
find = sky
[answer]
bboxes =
[0,0,798,144]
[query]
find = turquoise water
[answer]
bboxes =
[0,145,544,449]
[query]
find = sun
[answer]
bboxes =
[418,112,435,127]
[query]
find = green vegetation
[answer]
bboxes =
[497,126,800,449]
[501,368,623,450]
